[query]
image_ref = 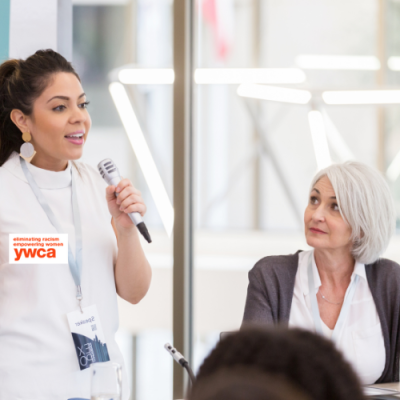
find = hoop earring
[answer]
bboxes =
[20,132,36,163]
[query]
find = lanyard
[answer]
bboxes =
[307,251,359,344]
[20,157,84,311]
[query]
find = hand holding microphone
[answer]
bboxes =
[98,159,152,243]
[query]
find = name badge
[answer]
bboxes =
[67,305,110,370]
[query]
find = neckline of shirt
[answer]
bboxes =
[2,152,72,189]
[300,249,366,297]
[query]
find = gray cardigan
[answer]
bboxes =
[242,250,400,383]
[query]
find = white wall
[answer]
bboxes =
[9,0,71,60]
[9,0,57,59]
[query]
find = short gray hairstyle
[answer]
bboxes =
[310,161,396,264]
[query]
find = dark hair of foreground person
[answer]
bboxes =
[194,327,365,400]
[189,366,311,400]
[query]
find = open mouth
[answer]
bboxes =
[65,133,85,145]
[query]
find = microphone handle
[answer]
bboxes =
[109,176,152,243]
[114,191,143,225]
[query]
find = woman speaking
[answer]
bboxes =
[242,162,400,385]
[0,50,151,399]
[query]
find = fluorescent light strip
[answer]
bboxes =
[387,151,400,182]
[323,90,400,105]
[109,82,174,235]
[195,68,306,84]
[308,110,332,171]
[119,69,175,84]
[388,57,400,71]
[296,55,380,70]
[119,68,306,85]
[237,84,311,104]
[321,109,355,162]
[73,0,129,4]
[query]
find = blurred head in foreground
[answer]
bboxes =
[194,327,364,400]
[189,367,311,400]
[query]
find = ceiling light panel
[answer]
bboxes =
[237,84,311,104]
[296,55,380,70]
[195,68,306,84]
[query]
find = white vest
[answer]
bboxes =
[0,152,128,400]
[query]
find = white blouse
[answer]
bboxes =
[289,250,385,385]
[0,152,129,400]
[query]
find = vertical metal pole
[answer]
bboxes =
[377,0,386,172]
[125,0,137,64]
[252,0,261,229]
[131,335,137,400]
[173,0,194,398]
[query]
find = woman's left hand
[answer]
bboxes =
[105,178,147,233]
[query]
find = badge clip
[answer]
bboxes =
[76,285,83,314]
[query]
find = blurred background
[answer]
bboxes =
[73,0,400,399]
[16,0,400,398]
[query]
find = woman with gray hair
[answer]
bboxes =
[242,161,400,385]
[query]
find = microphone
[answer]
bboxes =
[97,158,152,243]
[164,343,195,383]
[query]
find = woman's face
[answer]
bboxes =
[25,72,91,169]
[304,176,352,253]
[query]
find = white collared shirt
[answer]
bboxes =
[289,250,385,385]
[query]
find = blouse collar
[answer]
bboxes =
[301,250,366,296]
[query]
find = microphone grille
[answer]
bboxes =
[97,158,119,182]
[98,165,105,179]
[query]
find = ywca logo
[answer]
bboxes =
[9,234,68,264]
[14,247,56,261]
